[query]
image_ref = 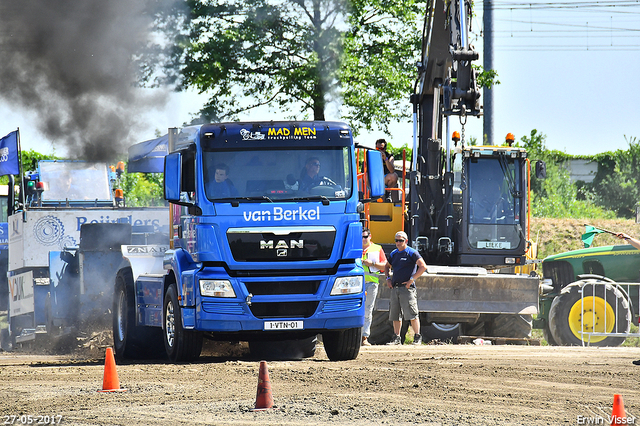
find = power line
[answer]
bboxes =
[495,18,640,31]
[474,0,640,50]
[482,0,640,10]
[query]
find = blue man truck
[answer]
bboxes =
[113,121,384,361]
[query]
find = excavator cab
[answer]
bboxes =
[457,146,529,266]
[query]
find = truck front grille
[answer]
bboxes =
[227,227,335,262]
[249,301,319,319]
[245,281,320,295]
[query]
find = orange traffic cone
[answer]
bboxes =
[610,394,626,425]
[252,361,274,411]
[98,347,127,392]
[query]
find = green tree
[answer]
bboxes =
[117,172,165,207]
[340,0,422,134]
[519,129,614,219]
[155,0,423,133]
[0,149,58,185]
[588,137,640,219]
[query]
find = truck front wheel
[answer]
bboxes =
[549,281,631,347]
[163,284,203,362]
[322,327,361,361]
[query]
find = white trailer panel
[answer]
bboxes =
[8,271,34,317]
[8,208,168,270]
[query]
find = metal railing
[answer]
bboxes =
[577,279,640,346]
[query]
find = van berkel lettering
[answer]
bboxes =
[242,206,320,222]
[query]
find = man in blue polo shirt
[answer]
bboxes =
[384,231,427,345]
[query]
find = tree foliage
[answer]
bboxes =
[116,172,166,207]
[583,137,640,219]
[0,149,58,185]
[340,0,422,134]
[519,129,615,219]
[172,0,347,122]
[157,0,423,134]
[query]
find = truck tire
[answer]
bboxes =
[548,281,631,347]
[368,310,394,345]
[248,335,317,360]
[489,314,533,339]
[421,323,461,343]
[113,268,163,360]
[163,284,203,362]
[322,327,361,361]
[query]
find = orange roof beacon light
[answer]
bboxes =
[110,165,116,172]
[505,133,515,146]
[452,131,460,142]
[114,188,124,206]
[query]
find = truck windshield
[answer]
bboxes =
[203,147,352,201]
[39,161,112,202]
[467,157,522,249]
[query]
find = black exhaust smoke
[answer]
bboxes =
[0,1,175,162]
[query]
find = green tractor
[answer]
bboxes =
[537,244,639,346]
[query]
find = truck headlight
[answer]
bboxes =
[200,279,236,298]
[330,276,363,295]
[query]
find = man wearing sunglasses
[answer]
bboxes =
[384,231,427,345]
[299,156,326,192]
[361,229,387,346]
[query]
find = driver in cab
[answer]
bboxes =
[299,156,332,192]
[472,175,510,223]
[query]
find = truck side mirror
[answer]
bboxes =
[535,160,547,179]
[366,150,385,199]
[164,152,182,202]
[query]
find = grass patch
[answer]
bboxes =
[622,324,640,347]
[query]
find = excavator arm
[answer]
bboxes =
[410,0,482,263]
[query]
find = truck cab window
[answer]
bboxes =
[203,147,352,201]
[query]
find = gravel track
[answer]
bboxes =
[1,339,639,425]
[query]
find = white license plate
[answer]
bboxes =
[477,241,511,249]
[263,320,304,331]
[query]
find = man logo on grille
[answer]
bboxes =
[260,240,303,249]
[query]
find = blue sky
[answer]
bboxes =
[2,0,639,158]
[371,0,640,156]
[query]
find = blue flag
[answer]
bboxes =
[0,130,20,176]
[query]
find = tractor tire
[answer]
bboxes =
[489,314,533,339]
[463,320,486,337]
[368,310,394,345]
[163,284,203,362]
[322,327,361,361]
[113,268,164,361]
[549,281,631,347]
[543,325,558,346]
[249,335,317,361]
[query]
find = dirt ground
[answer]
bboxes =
[1,338,639,426]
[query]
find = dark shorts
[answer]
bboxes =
[389,285,419,322]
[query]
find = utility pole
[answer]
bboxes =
[483,0,494,145]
